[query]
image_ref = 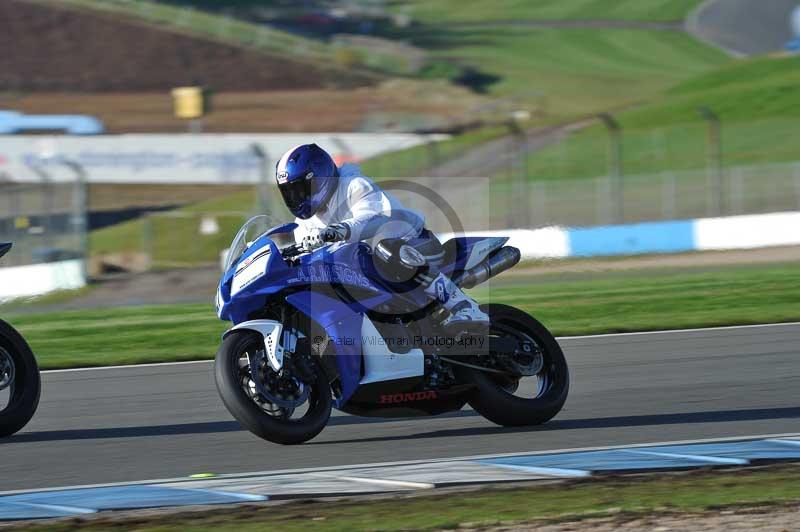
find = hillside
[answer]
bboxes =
[0,0,370,91]
[521,54,800,181]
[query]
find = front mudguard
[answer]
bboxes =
[223,320,284,372]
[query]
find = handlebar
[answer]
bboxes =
[281,230,342,258]
[322,229,339,242]
[281,243,305,258]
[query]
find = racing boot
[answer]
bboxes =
[424,272,489,332]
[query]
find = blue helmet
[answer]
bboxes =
[275,144,339,219]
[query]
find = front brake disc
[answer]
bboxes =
[248,349,310,409]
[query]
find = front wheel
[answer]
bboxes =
[0,320,41,437]
[215,330,331,445]
[464,304,569,427]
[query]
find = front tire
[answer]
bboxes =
[0,320,41,437]
[215,330,331,445]
[465,304,569,427]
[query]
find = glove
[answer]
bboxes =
[301,223,350,251]
[321,223,350,243]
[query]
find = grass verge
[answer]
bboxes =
[11,464,800,531]
[5,261,799,369]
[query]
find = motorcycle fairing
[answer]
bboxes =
[285,291,377,406]
[359,316,424,385]
[219,238,388,323]
[284,290,426,407]
[218,235,287,323]
[219,228,514,407]
[264,222,298,237]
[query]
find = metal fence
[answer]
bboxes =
[5,154,798,272]
[111,160,800,270]
[487,161,800,230]
[0,172,88,268]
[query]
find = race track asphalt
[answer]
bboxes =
[688,0,797,56]
[2,323,799,492]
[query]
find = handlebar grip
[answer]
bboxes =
[321,229,337,242]
[282,243,303,257]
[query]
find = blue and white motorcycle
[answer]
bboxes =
[0,243,41,437]
[214,216,569,444]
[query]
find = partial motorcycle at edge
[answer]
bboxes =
[0,243,41,437]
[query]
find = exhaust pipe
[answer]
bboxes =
[454,246,521,289]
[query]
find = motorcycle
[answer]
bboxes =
[214,216,569,444]
[0,243,41,437]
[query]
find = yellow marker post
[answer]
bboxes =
[171,86,210,132]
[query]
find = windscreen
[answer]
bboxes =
[224,215,275,273]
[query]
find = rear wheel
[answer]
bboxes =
[215,330,331,445]
[0,320,41,437]
[464,304,569,427]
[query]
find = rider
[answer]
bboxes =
[275,143,489,330]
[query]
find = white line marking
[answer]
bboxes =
[621,449,748,466]
[766,439,800,447]
[481,464,590,478]
[2,501,96,515]
[559,322,800,341]
[40,322,800,373]
[43,360,212,374]
[4,432,798,497]
[186,488,267,502]
[319,475,433,490]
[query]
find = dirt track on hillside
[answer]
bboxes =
[2,81,488,133]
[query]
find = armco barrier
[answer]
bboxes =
[0,259,85,299]
[568,220,696,257]
[441,210,800,260]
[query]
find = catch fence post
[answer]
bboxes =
[142,215,155,270]
[698,107,724,216]
[730,166,744,215]
[794,163,800,211]
[506,118,529,228]
[532,180,546,228]
[598,113,624,224]
[61,160,89,280]
[426,135,439,176]
[250,144,271,216]
[25,163,55,255]
[661,172,676,220]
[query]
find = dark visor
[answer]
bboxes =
[278,179,312,213]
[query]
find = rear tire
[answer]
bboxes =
[0,320,41,437]
[215,331,332,445]
[465,304,569,427]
